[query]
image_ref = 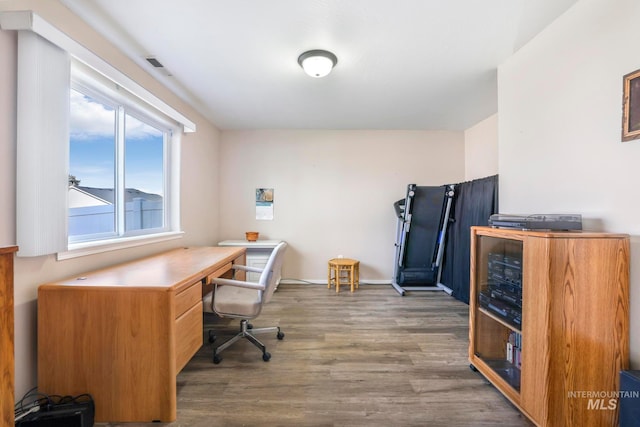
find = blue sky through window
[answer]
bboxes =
[125,113,164,197]
[69,89,164,196]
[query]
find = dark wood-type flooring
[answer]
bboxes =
[100,284,532,427]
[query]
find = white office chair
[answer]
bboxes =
[203,241,287,364]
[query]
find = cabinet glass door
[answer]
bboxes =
[473,235,523,391]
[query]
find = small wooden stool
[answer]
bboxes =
[328,258,360,293]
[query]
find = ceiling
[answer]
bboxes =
[60,0,578,131]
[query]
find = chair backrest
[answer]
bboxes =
[210,242,287,319]
[261,241,287,303]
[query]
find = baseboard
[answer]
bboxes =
[279,279,392,285]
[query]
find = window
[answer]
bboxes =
[8,11,194,258]
[67,62,178,248]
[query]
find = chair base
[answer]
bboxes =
[212,319,284,364]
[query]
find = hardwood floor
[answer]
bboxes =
[100,284,532,427]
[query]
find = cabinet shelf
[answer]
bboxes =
[468,226,630,427]
[482,359,521,392]
[477,307,521,334]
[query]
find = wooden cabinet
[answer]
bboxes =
[469,227,629,427]
[0,246,17,427]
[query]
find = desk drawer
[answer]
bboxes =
[175,282,201,318]
[207,262,233,282]
[203,262,234,296]
[175,302,202,372]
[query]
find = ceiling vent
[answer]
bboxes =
[145,56,172,76]
[145,56,163,67]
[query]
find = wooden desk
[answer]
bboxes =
[37,246,245,423]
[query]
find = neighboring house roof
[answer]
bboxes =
[78,186,163,203]
[69,185,163,208]
[69,186,111,208]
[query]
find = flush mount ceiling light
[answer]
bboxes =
[297,49,338,78]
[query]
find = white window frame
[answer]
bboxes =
[60,63,184,259]
[68,76,172,236]
[2,10,193,259]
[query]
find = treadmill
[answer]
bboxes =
[392,184,455,296]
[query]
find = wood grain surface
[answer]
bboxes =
[0,246,17,426]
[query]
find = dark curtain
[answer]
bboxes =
[440,175,499,304]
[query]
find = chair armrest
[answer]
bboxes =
[231,265,264,274]
[212,277,266,291]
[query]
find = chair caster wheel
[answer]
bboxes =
[277,331,285,340]
[470,364,478,372]
[262,352,271,362]
[247,323,253,329]
[208,330,216,343]
[213,354,222,364]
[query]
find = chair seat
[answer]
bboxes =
[214,285,262,318]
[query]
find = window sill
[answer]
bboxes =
[57,231,184,260]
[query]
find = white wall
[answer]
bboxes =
[0,0,223,397]
[219,130,465,281]
[465,114,498,181]
[499,0,640,367]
